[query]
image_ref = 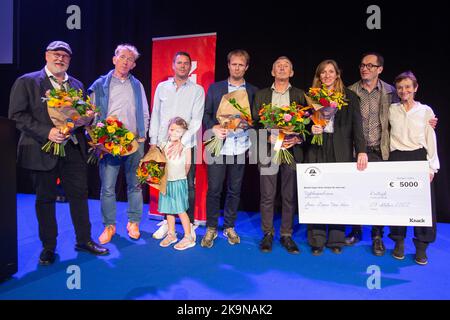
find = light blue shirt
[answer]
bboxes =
[150,79,205,148]
[220,81,251,156]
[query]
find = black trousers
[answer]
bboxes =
[259,162,296,237]
[31,141,91,250]
[307,133,345,248]
[388,149,437,246]
[350,149,385,238]
[206,154,246,229]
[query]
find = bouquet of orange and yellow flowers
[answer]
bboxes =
[42,87,99,156]
[86,116,138,164]
[136,147,167,195]
[259,102,311,164]
[305,84,348,145]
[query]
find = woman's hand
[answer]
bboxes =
[429,116,438,129]
[430,172,434,183]
[311,125,323,135]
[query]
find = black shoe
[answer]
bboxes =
[280,236,300,254]
[372,237,386,256]
[311,247,324,256]
[392,240,405,260]
[75,240,110,256]
[330,247,342,254]
[259,233,273,253]
[345,232,361,246]
[39,249,56,266]
[415,250,428,265]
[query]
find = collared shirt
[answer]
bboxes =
[91,74,150,135]
[271,83,291,107]
[389,102,440,173]
[150,78,205,148]
[45,66,69,91]
[354,80,382,146]
[220,80,251,155]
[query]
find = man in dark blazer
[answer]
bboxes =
[8,41,109,265]
[251,56,307,254]
[201,49,258,248]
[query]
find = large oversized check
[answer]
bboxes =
[296,161,432,227]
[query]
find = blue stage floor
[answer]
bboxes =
[1,194,450,300]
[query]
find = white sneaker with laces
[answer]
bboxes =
[153,220,169,239]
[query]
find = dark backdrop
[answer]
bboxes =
[1,0,449,221]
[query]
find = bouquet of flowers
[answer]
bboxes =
[42,87,99,156]
[204,90,253,157]
[86,116,138,164]
[305,84,348,145]
[136,147,167,195]
[259,102,311,164]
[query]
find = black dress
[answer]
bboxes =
[305,88,366,249]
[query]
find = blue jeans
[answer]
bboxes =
[99,142,144,226]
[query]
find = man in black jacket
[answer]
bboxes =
[201,49,258,248]
[8,41,109,265]
[251,56,306,254]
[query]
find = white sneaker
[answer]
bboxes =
[190,223,197,242]
[153,220,168,239]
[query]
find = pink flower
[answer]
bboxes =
[96,122,105,128]
[283,114,292,122]
[86,110,94,117]
[330,101,338,108]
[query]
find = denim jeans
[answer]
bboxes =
[99,142,144,226]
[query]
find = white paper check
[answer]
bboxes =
[297,161,432,227]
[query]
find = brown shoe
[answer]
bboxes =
[98,225,116,244]
[127,222,140,240]
[223,227,241,245]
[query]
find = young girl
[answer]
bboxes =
[158,117,195,250]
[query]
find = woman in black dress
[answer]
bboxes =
[306,59,368,255]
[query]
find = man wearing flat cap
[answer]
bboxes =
[8,41,109,266]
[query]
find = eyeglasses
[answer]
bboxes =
[117,55,135,63]
[50,52,71,61]
[359,63,380,70]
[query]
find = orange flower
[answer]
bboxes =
[105,142,114,150]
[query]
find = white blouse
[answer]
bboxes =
[389,102,440,173]
[161,142,188,181]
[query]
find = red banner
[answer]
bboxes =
[149,33,217,223]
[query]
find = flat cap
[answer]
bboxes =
[46,41,72,55]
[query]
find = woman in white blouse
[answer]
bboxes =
[388,71,439,265]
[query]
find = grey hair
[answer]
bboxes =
[114,44,140,60]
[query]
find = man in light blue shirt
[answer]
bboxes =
[89,44,150,245]
[150,51,205,242]
[201,49,258,248]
